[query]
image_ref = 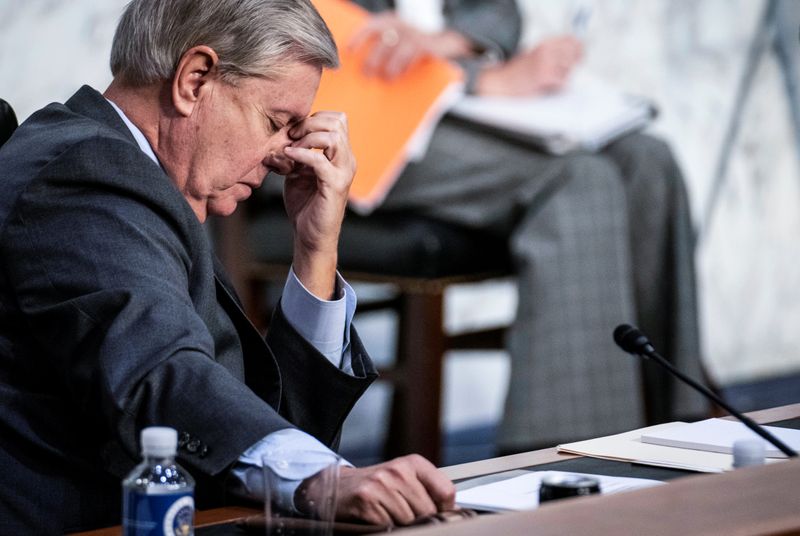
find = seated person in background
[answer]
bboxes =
[0,0,453,533]
[346,0,707,452]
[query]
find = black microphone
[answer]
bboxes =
[613,324,798,458]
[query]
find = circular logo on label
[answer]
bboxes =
[164,495,194,536]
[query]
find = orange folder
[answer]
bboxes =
[311,0,464,213]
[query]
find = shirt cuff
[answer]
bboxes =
[229,428,351,512]
[280,267,356,374]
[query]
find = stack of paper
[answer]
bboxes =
[557,422,790,473]
[449,72,656,155]
[455,470,663,512]
[640,418,800,458]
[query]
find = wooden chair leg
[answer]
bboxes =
[384,291,445,465]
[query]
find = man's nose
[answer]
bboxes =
[264,129,297,174]
[264,151,294,176]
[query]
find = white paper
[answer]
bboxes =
[449,72,655,154]
[455,470,663,512]
[557,422,787,473]
[640,418,800,458]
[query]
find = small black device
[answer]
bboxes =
[538,474,601,503]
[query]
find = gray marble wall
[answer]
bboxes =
[1,1,798,434]
[516,0,800,385]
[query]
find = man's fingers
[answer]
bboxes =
[365,455,454,519]
[396,479,438,518]
[336,457,455,527]
[363,40,397,77]
[287,112,353,168]
[548,36,583,67]
[410,455,456,511]
[354,491,397,527]
[289,131,342,161]
[282,147,329,179]
[283,146,354,196]
[348,13,420,79]
[288,111,348,141]
[349,13,393,51]
[377,489,417,525]
[384,40,422,79]
[339,468,416,526]
[375,457,439,519]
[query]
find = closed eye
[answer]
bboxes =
[268,117,283,133]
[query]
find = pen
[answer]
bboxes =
[571,5,592,40]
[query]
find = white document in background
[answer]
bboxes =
[640,418,800,458]
[449,72,656,154]
[455,470,664,512]
[557,422,787,473]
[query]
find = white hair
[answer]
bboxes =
[110,0,339,85]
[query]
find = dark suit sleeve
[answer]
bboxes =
[266,306,377,447]
[4,138,292,478]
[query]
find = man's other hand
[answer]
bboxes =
[476,35,583,97]
[350,12,473,80]
[335,454,455,526]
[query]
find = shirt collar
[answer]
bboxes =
[105,97,161,167]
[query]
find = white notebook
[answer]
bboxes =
[449,72,656,154]
[456,470,663,512]
[639,418,800,458]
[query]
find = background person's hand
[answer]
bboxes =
[281,110,356,300]
[350,12,473,80]
[330,455,455,526]
[476,35,583,97]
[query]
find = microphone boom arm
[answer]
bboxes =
[613,323,797,458]
[644,349,797,458]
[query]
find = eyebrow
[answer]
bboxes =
[271,108,305,126]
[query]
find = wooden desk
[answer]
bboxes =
[76,507,260,536]
[407,458,800,536]
[441,402,800,481]
[77,403,800,535]
[404,403,800,536]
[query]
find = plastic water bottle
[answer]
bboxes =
[122,427,195,536]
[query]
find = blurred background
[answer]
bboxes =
[2,0,799,465]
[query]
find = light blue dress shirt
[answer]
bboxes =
[107,98,357,504]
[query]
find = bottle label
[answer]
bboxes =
[123,491,194,536]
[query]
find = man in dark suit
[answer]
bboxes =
[0,0,453,533]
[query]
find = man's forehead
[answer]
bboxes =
[255,63,321,120]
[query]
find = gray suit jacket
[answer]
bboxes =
[0,86,377,534]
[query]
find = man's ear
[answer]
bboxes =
[172,45,220,117]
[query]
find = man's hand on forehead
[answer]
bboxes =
[281,109,355,300]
